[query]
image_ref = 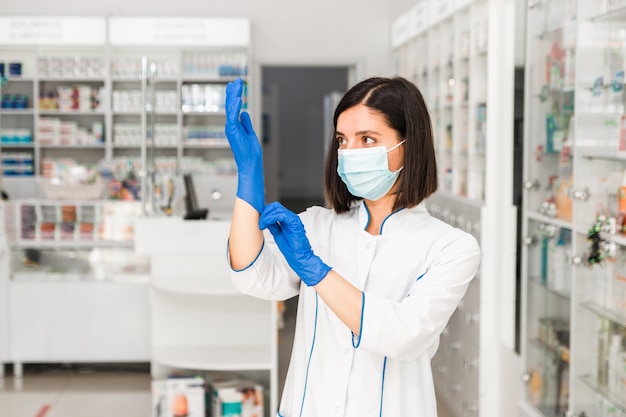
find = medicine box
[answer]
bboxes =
[211,379,264,417]
[165,376,207,417]
[152,379,167,417]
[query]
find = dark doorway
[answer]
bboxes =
[261,66,349,213]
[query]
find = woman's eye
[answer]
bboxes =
[336,137,347,146]
[363,136,375,144]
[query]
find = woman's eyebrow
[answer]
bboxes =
[336,130,382,137]
[355,130,382,136]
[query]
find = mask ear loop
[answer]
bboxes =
[386,139,406,153]
[387,140,406,174]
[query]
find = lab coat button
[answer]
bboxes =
[365,242,371,249]
[335,406,340,412]
[344,348,349,354]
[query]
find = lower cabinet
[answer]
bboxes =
[9,281,150,365]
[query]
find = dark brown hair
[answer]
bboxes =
[324,76,437,213]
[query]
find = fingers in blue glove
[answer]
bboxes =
[240,111,254,136]
[260,202,331,286]
[226,78,244,118]
[225,79,245,136]
[265,222,283,239]
[259,202,302,232]
[225,78,255,137]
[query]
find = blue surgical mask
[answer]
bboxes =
[337,140,405,201]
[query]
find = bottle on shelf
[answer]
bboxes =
[122,160,140,201]
[618,169,626,233]
[611,249,626,317]
[548,229,571,294]
[597,318,610,389]
[607,332,623,396]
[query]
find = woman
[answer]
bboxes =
[226,76,480,416]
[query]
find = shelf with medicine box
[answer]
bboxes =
[0,41,253,179]
[391,1,517,416]
[35,48,108,163]
[0,54,36,175]
[106,46,250,176]
[110,76,178,156]
[520,1,626,416]
[179,77,246,168]
[0,45,109,176]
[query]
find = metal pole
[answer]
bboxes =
[148,61,157,215]
[140,57,148,216]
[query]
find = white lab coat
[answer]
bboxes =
[230,200,481,417]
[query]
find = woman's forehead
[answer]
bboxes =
[337,105,390,131]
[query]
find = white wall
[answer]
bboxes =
[3,0,416,76]
[515,0,526,66]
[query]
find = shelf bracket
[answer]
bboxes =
[523,180,541,191]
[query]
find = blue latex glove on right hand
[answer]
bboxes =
[225,78,265,214]
[260,202,332,286]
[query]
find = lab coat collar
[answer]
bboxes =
[358,200,430,235]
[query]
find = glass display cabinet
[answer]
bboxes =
[521,1,626,416]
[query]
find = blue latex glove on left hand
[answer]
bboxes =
[259,202,332,286]
[225,78,265,214]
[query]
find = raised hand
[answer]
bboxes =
[225,78,265,214]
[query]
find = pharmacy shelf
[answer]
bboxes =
[528,276,571,301]
[151,275,242,296]
[526,210,574,230]
[11,272,150,284]
[579,374,626,412]
[39,144,105,149]
[153,346,273,372]
[0,109,34,115]
[580,302,626,329]
[528,339,569,365]
[1,31,252,176]
[11,240,134,249]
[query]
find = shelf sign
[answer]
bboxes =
[109,17,250,47]
[391,13,411,48]
[0,17,106,45]
[430,0,456,24]
[410,1,430,36]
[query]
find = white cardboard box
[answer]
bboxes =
[165,376,206,417]
[211,379,263,417]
